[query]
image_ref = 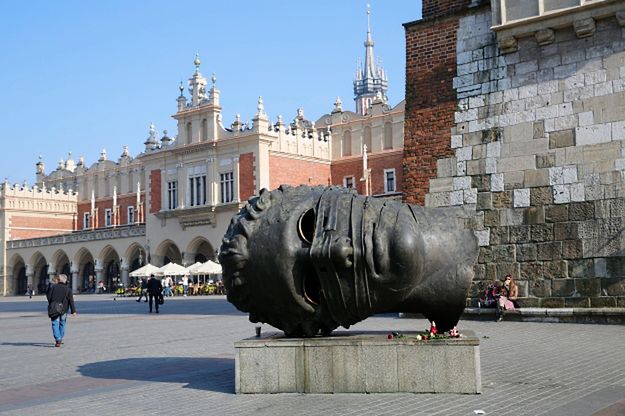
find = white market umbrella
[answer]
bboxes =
[185,262,203,274]
[192,260,222,275]
[129,263,160,278]
[154,262,189,277]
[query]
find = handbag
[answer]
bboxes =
[158,296,164,305]
[48,301,64,318]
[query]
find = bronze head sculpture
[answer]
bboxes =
[219,185,478,337]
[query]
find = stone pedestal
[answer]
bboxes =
[235,331,481,394]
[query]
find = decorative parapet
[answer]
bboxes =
[6,224,145,250]
[0,182,78,201]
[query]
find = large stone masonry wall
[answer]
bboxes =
[425,9,625,308]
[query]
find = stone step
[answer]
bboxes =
[399,307,625,324]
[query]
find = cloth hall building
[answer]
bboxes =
[0,22,404,295]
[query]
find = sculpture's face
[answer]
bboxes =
[220,185,476,337]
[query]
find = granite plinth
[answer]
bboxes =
[234,330,481,394]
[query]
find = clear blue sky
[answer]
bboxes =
[0,1,420,183]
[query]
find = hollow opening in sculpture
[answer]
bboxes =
[302,268,321,306]
[298,208,315,244]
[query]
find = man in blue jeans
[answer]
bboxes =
[46,274,77,347]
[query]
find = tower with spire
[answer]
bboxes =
[173,54,222,144]
[353,4,388,116]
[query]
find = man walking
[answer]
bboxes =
[46,274,77,347]
[146,274,163,314]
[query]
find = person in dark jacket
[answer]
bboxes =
[46,274,77,347]
[146,274,163,313]
[136,277,148,302]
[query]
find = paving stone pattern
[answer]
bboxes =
[1,295,624,416]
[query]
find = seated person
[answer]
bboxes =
[497,274,518,321]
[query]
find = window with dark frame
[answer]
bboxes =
[220,172,234,203]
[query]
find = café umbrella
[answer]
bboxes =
[185,262,204,274]
[153,262,189,277]
[191,260,222,275]
[129,263,160,278]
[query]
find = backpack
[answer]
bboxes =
[480,283,498,308]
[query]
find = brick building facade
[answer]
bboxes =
[1,11,405,295]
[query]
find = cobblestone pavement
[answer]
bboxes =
[1,294,624,416]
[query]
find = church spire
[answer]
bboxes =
[364,4,375,79]
[353,4,388,116]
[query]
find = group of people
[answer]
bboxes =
[480,274,519,321]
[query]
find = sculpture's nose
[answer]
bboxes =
[330,236,353,269]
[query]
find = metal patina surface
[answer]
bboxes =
[219,185,478,337]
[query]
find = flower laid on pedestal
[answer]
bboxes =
[386,323,462,342]
[414,322,462,341]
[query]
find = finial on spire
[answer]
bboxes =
[100,148,107,161]
[194,52,201,73]
[121,145,129,157]
[149,122,156,139]
[178,81,184,97]
[211,72,217,85]
[334,96,343,112]
[36,155,45,174]
[257,96,264,114]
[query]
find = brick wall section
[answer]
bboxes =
[403,16,460,205]
[149,170,161,214]
[239,152,256,201]
[9,216,74,240]
[268,154,331,190]
[76,194,143,230]
[331,151,403,195]
[116,195,139,224]
[422,0,471,19]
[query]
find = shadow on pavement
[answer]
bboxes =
[78,357,235,393]
[1,342,55,348]
[0,297,245,317]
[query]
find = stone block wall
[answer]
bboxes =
[417,6,625,307]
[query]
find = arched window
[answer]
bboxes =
[342,131,352,157]
[384,122,393,150]
[363,126,372,152]
[186,122,192,144]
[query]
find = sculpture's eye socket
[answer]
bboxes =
[298,208,315,244]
